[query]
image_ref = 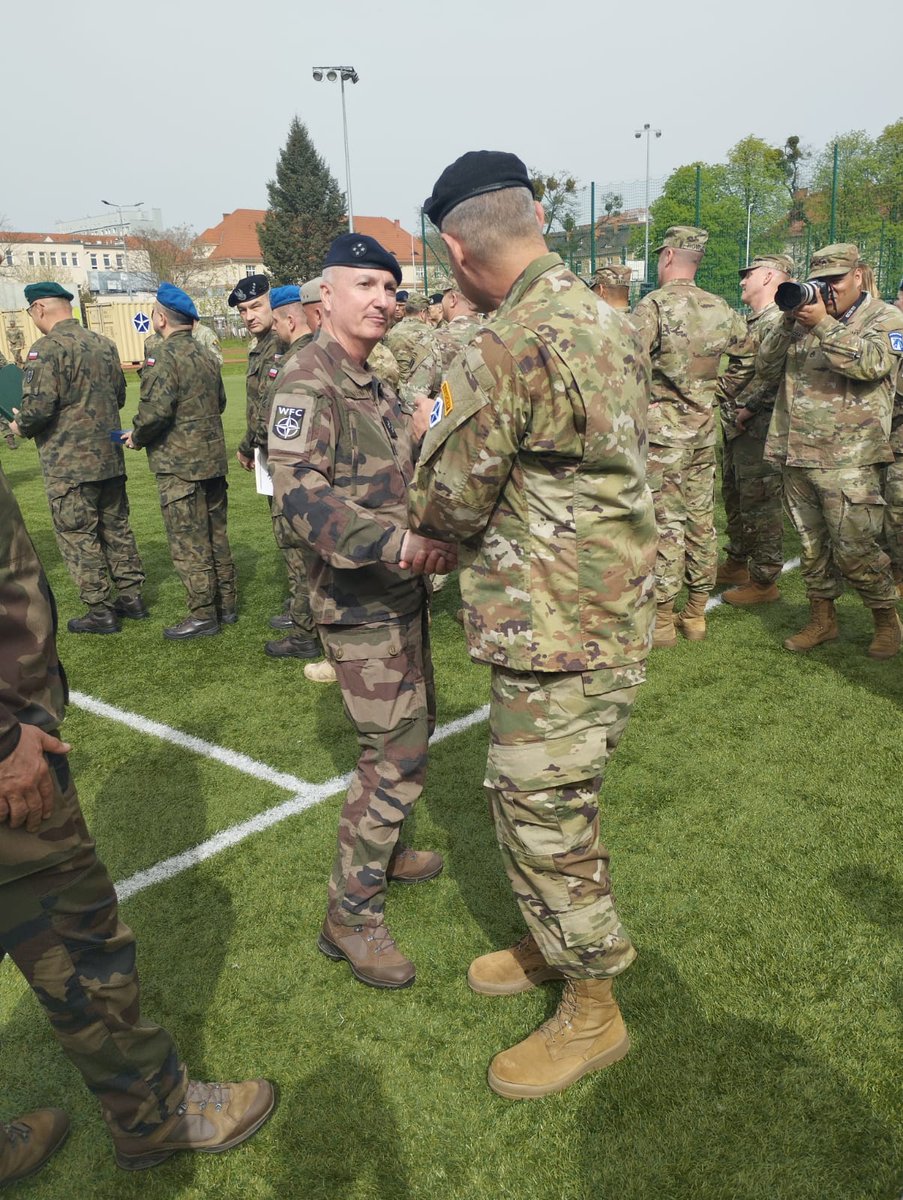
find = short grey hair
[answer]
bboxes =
[442,187,541,261]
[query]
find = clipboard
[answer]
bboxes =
[0,363,22,423]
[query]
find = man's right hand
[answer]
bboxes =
[735,406,753,432]
[236,450,254,472]
[0,725,72,833]
[399,530,458,575]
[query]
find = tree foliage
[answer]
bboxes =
[258,118,347,284]
[131,226,209,291]
[530,170,580,234]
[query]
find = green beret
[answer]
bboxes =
[24,281,74,304]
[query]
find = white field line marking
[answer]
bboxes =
[705,557,801,612]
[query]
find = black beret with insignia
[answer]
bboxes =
[228,274,270,308]
[323,233,402,285]
[423,150,535,229]
[429,293,444,305]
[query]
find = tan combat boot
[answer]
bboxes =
[783,598,839,652]
[716,556,749,586]
[304,659,337,683]
[111,1079,275,1170]
[318,914,415,988]
[0,1110,69,1188]
[723,580,780,606]
[652,602,677,648]
[468,932,564,995]
[387,846,444,884]
[487,977,629,1098]
[867,606,902,660]
[676,591,708,640]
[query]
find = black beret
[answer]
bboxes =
[429,293,444,305]
[323,233,402,285]
[395,290,409,303]
[228,274,270,307]
[423,150,534,229]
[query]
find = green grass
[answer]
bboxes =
[1,367,902,1199]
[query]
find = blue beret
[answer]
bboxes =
[157,282,199,321]
[270,285,302,310]
[323,234,402,285]
[424,150,534,229]
[24,281,74,303]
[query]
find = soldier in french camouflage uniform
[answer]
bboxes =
[125,283,235,640]
[590,262,632,312]
[385,293,441,408]
[411,151,656,1099]
[268,234,456,990]
[0,462,273,1186]
[632,227,755,646]
[718,254,794,606]
[758,243,903,658]
[12,281,146,634]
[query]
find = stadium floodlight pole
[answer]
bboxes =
[745,201,753,267]
[101,199,143,298]
[634,124,661,284]
[313,66,359,233]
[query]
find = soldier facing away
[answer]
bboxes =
[411,150,657,1099]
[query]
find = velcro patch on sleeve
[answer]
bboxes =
[271,403,306,441]
[889,330,903,353]
[441,379,454,416]
[27,351,38,360]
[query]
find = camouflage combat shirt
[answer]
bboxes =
[759,294,903,467]
[267,330,425,625]
[130,328,228,479]
[238,325,283,459]
[386,316,441,404]
[721,302,783,442]
[410,252,657,675]
[16,318,127,496]
[434,314,482,373]
[631,280,755,448]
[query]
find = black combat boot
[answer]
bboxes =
[67,606,121,634]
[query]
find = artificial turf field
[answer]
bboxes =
[1,358,901,1200]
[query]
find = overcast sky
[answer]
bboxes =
[4,0,899,236]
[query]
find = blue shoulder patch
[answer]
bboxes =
[889,330,903,353]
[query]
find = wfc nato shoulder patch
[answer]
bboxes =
[272,404,305,440]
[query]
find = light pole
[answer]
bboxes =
[634,124,661,284]
[101,199,143,298]
[312,66,359,233]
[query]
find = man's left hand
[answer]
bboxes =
[0,725,72,832]
[122,431,136,449]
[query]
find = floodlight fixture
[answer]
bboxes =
[311,66,360,232]
[634,124,662,284]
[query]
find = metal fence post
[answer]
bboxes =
[590,183,596,275]
[829,142,838,243]
[695,164,702,227]
[420,209,429,295]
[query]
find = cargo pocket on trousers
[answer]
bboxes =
[840,484,886,540]
[322,623,425,733]
[49,485,90,534]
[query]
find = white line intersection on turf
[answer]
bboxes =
[70,560,800,901]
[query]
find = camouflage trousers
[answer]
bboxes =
[48,476,144,608]
[157,474,236,620]
[783,465,897,606]
[879,454,903,578]
[0,751,187,1135]
[721,420,784,584]
[269,497,316,638]
[648,443,717,602]
[320,608,435,925]
[484,665,642,980]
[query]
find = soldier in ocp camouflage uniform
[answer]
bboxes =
[432,280,482,371]
[13,281,146,634]
[590,262,632,312]
[411,151,656,1100]
[6,316,26,367]
[385,293,441,409]
[0,462,273,1186]
[758,243,903,658]
[632,227,755,646]
[126,283,235,640]
[268,234,456,990]
[718,254,794,606]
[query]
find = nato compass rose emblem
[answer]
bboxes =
[273,405,305,440]
[133,311,151,334]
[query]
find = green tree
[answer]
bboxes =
[258,118,347,284]
[131,225,208,291]
[530,170,579,234]
[807,130,880,245]
[724,135,788,231]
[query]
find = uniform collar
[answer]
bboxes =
[497,252,564,317]
[315,328,374,387]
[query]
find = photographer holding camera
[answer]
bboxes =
[757,243,903,659]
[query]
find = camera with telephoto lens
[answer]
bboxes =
[775,279,832,312]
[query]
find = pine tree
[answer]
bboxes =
[258,118,347,284]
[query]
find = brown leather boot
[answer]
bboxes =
[652,602,677,648]
[111,1079,274,1170]
[716,556,749,586]
[0,1109,69,1187]
[867,606,902,660]
[317,914,415,988]
[387,846,444,884]
[468,932,564,995]
[723,580,780,606]
[783,598,839,652]
[487,977,629,1098]
[676,591,708,640]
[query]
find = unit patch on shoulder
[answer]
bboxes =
[429,396,443,428]
[441,379,454,417]
[24,368,34,384]
[272,404,305,440]
[889,330,903,353]
[27,351,38,360]
[145,357,156,367]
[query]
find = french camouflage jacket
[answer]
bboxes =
[267,330,425,626]
[131,328,228,479]
[238,326,283,459]
[409,252,657,675]
[631,280,755,448]
[759,294,903,468]
[16,318,127,496]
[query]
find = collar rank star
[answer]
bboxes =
[273,404,305,440]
